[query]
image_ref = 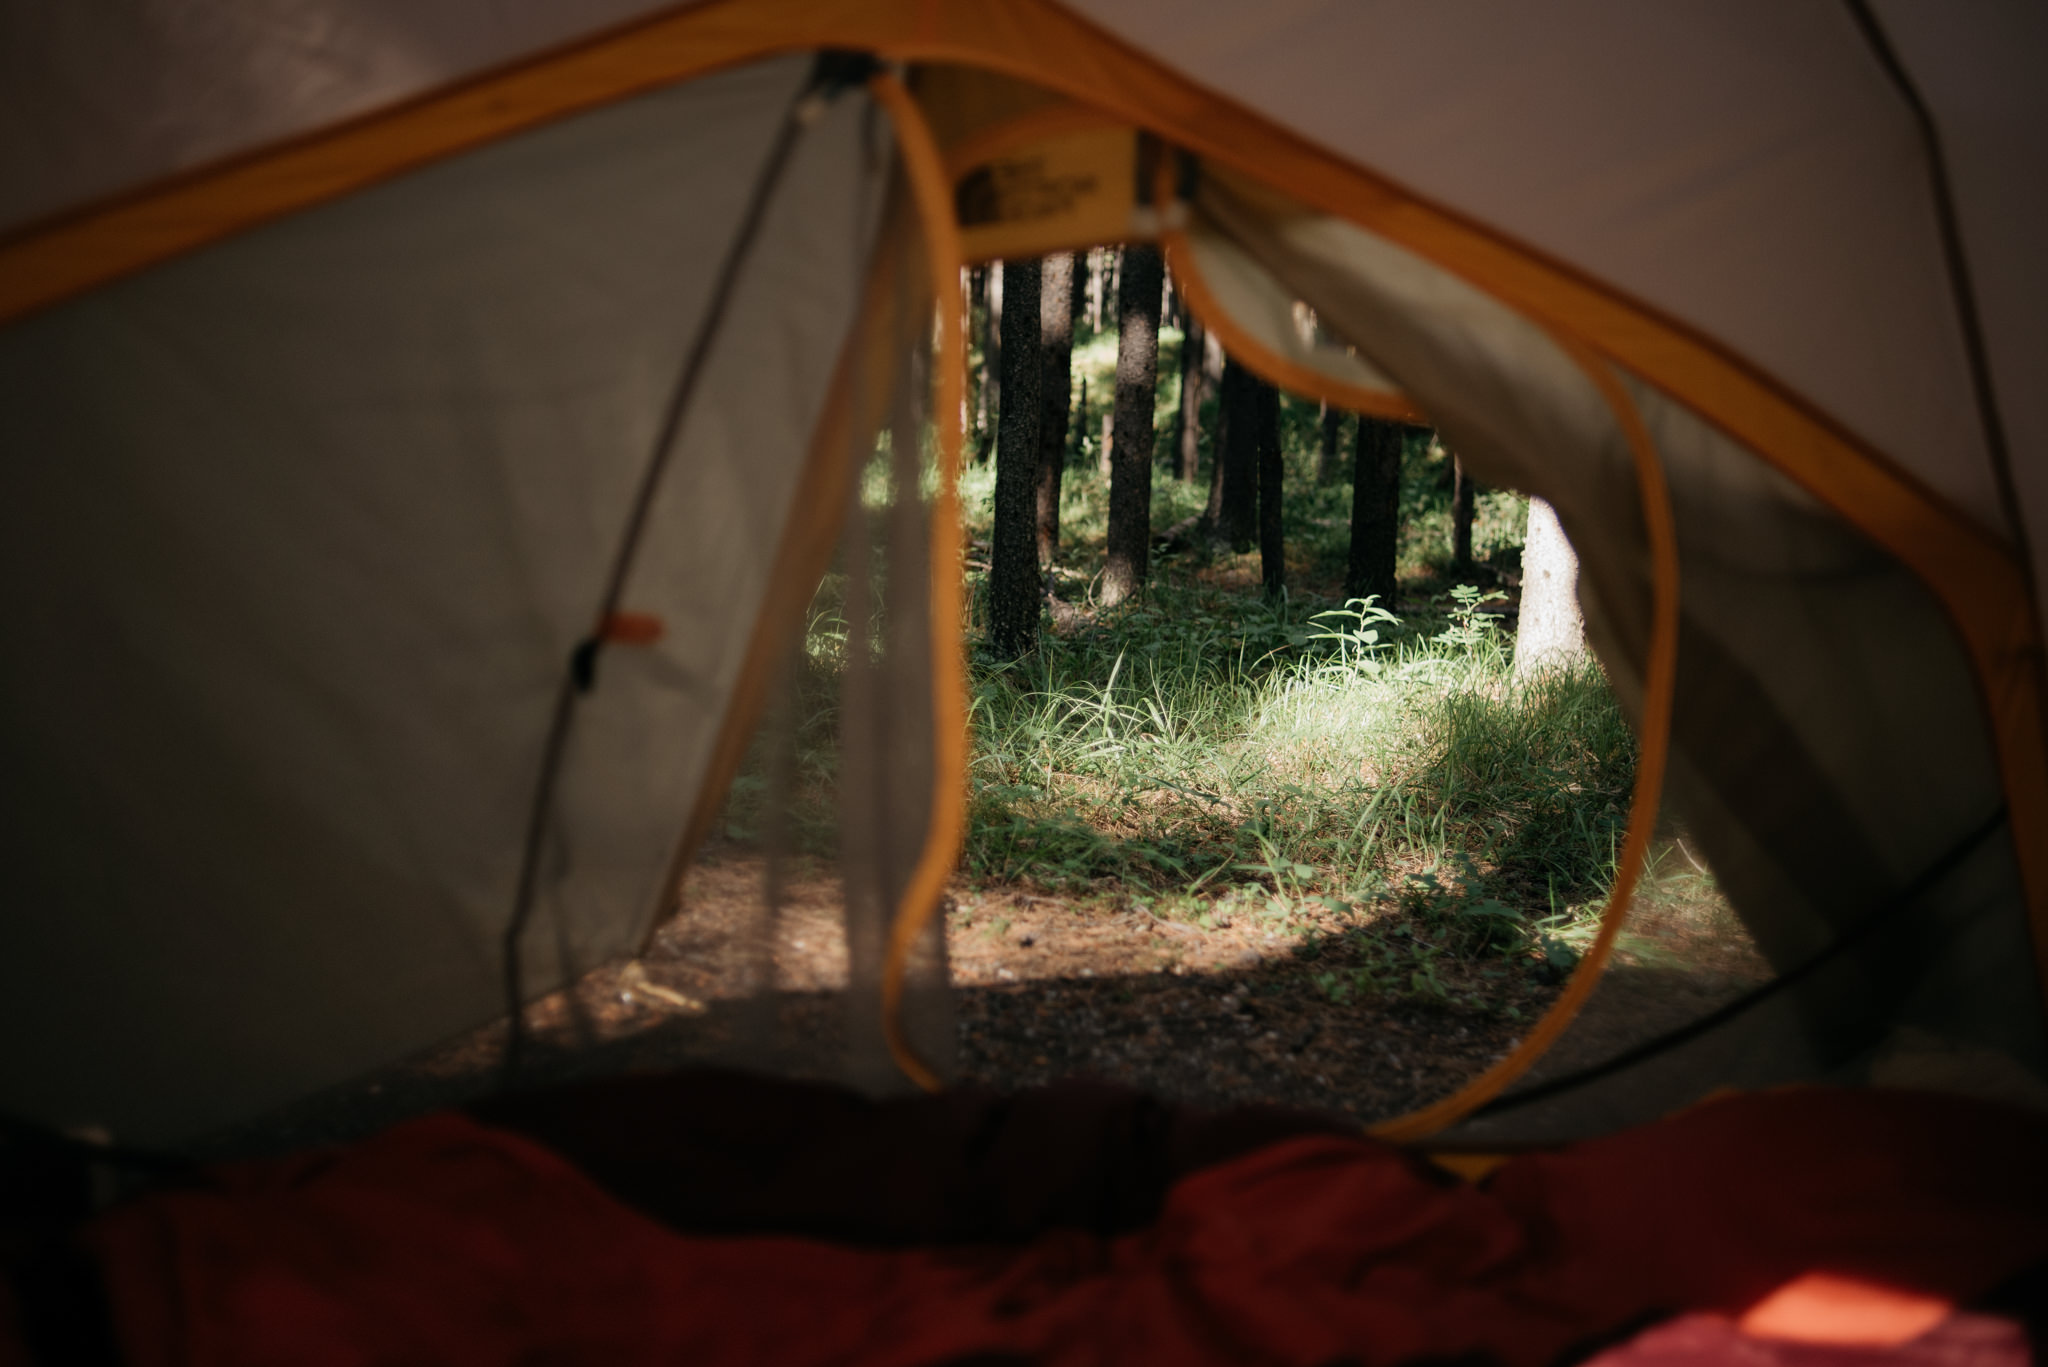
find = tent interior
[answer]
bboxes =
[4,3,2048,1360]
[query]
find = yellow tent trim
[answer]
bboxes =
[4,0,2041,1001]
[1160,226,1426,426]
[868,69,970,1096]
[941,102,1125,186]
[1370,337,1682,1143]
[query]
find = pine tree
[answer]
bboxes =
[1316,402,1346,484]
[1174,312,1206,482]
[1346,417,1403,608]
[1257,380,1285,599]
[1103,245,1163,606]
[1207,357,1260,550]
[976,263,1003,464]
[1034,252,1077,569]
[987,258,1043,657]
[1451,453,1475,570]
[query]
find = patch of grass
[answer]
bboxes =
[962,578,1631,969]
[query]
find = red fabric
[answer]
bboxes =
[1582,1311,2031,1367]
[84,1089,2048,1367]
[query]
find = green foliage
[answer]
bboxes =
[960,577,1633,946]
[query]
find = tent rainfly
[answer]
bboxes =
[3,0,2046,1184]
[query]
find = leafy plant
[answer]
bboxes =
[1307,596,1401,677]
[1434,584,1509,652]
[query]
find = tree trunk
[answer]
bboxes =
[1514,497,1587,679]
[1451,453,1475,570]
[1203,366,1229,524]
[1072,376,1088,465]
[1316,402,1346,485]
[1174,312,1205,482]
[1346,417,1402,608]
[987,258,1043,657]
[1034,252,1077,569]
[969,267,990,460]
[1103,244,1163,606]
[977,262,1003,464]
[1257,379,1285,599]
[1209,357,1260,550]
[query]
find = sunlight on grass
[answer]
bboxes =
[962,586,1633,931]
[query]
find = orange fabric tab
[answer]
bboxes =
[600,612,664,646]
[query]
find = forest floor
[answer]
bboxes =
[205,834,1768,1159]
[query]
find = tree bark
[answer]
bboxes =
[1257,379,1285,599]
[1034,252,1077,569]
[1451,453,1475,570]
[987,258,1043,657]
[969,267,990,460]
[1316,402,1346,485]
[1346,417,1403,608]
[1072,376,1088,465]
[1514,497,1587,679]
[977,263,1003,464]
[1203,366,1229,524]
[1208,357,1260,550]
[1103,245,1163,606]
[1174,312,1205,482]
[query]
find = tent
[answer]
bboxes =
[3,1,2047,1357]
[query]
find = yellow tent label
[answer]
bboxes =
[955,127,1137,262]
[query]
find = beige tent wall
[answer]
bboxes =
[0,54,887,1144]
[1066,0,2010,542]
[1190,175,2046,1136]
[0,0,696,236]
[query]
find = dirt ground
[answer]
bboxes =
[201,840,1770,1159]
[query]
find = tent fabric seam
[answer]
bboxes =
[1159,221,1425,426]
[0,0,2025,655]
[0,0,2012,561]
[5,0,2044,1051]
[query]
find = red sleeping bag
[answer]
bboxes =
[31,1086,2048,1366]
